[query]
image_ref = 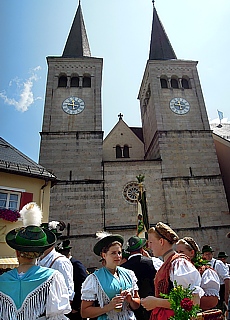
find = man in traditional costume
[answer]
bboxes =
[38,221,75,303]
[121,235,162,320]
[202,244,230,314]
[0,202,71,320]
[57,240,88,320]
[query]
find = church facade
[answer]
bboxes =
[39,3,230,267]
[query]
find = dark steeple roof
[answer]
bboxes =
[149,3,177,60]
[62,3,91,58]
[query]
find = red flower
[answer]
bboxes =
[0,208,20,222]
[180,298,193,311]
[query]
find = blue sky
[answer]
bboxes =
[1,0,230,162]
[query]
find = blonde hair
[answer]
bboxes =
[19,251,42,259]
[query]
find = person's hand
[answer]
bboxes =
[141,296,157,311]
[71,309,78,313]
[105,295,124,312]
[121,290,132,303]
[142,248,151,258]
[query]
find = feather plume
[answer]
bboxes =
[48,221,60,229]
[19,202,43,227]
[95,231,111,240]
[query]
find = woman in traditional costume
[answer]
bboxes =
[141,222,204,320]
[0,202,71,320]
[81,233,140,320]
[176,237,220,311]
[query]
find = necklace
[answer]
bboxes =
[162,248,174,260]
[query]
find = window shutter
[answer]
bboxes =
[20,192,33,210]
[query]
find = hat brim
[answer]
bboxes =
[126,238,147,252]
[6,228,56,253]
[93,234,124,256]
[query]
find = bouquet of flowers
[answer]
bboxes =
[192,251,210,269]
[160,281,200,320]
[0,208,20,222]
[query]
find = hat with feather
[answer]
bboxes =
[56,239,72,252]
[41,220,66,239]
[93,231,124,256]
[6,202,56,252]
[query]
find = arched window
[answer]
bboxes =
[70,77,79,87]
[160,77,168,88]
[83,76,91,87]
[116,145,122,158]
[58,75,67,87]
[182,77,190,89]
[123,145,130,158]
[171,78,179,88]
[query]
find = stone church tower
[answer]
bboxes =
[39,3,230,267]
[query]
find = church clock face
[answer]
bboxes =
[169,97,190,115]
[62,96,85,115]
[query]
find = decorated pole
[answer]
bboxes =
[136,174,150,238]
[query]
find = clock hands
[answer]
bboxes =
[174,101,185,110]
[67,100,79,110]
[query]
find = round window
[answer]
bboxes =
[123,182,139,204]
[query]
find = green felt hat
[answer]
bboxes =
[93,234,124,256]
[6,225,56,252]
[126,236,147,252]
[122,249,130,259]
[202,245,214,253]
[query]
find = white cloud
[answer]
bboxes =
[0,66,42,112]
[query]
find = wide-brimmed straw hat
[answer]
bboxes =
[6,225,56,252]
[126,236,146,252]
[93,233,124,256]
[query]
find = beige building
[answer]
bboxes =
[39,3,230,268]
[0,137,56,265]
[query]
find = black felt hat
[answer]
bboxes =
[202,245,214,253]
[126,236,146,252]
[218,251,228,258]
[93,234,124,256]
[41,221,66,239]
[6,225,56,252]
[56,239,72,252]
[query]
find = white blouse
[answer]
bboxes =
[170,257,204,298]
[200,268,220,298]
[81,269,138,301]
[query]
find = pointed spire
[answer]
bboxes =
[62,2,91,58]
[149,3,177,60]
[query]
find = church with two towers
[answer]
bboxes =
[39,2,230,267]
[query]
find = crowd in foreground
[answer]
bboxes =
[0,202,229,320]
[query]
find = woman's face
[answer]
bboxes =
[176,243,194,259]
[102,244,122,268]
[147,232,162,257]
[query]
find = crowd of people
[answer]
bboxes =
[0,202,230,320]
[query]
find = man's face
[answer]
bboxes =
[219,257,227,264]
[202,251,213,261]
